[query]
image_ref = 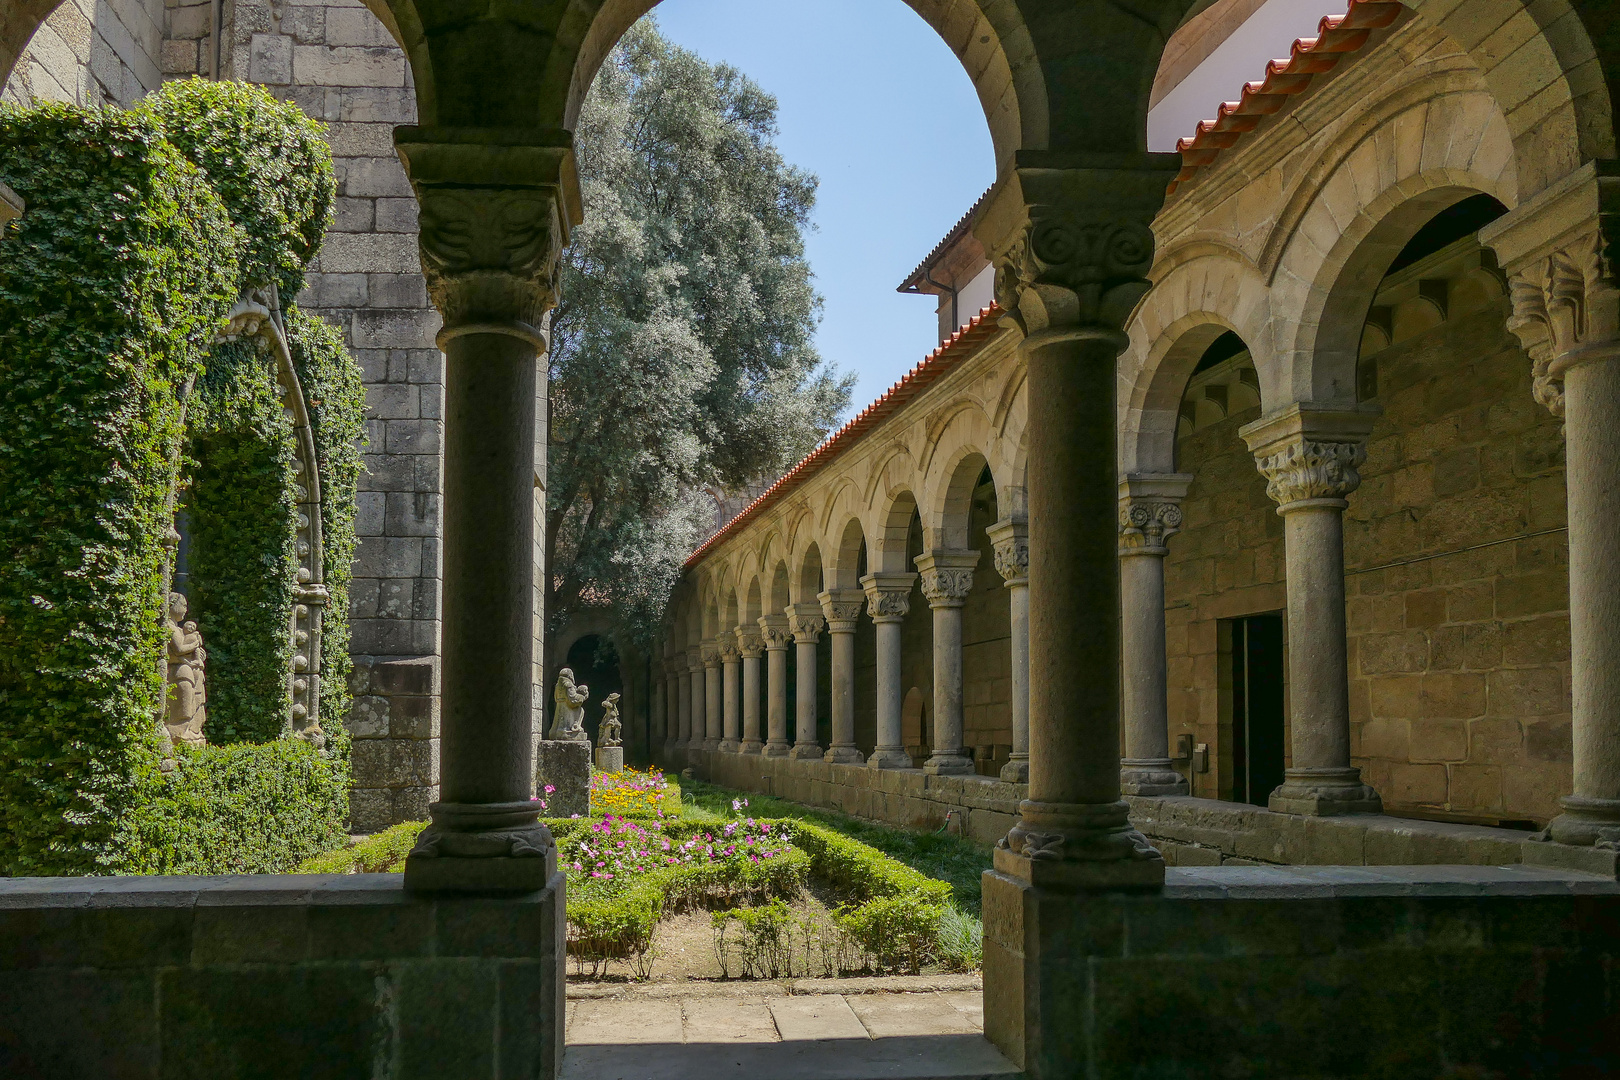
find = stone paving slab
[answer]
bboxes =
[566,973,982,1000]
[681,999,780,1044]
[767,995,870,1041]
[559,1033,1021,1080]
[569,998,684,1045]
[845,994,982,1039]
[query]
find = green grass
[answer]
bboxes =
[680,779,993,914]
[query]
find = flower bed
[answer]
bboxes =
[589,766,680,819]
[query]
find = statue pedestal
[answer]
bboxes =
[595,746,624,773]
[536,740,591,818]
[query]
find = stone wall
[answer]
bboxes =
[0,872,566,1079]
[2,0,163,105]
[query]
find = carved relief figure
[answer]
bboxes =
[549,667,590,742]
[599,693,622,747]
[164,592,208,747]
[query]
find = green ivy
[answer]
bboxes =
[139,79,335,300]
[0,104,243,874]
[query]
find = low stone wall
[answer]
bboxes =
[0,871,565,1079]
[690,749,1614,874]
[982,862,1620,1077]
[348,655,439,833]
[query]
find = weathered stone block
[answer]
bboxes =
[247,31,292,83]
[595,746,624,773]
[536,741,590,818]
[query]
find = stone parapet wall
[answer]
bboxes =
[0,872,566,1079]
[346,655,438,833]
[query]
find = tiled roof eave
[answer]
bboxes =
[683,304,1007,570]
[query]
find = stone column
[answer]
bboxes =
[1241,404,1382,815]
[861,572,918,769]
[818,589,867,764]
[686,647,704,751]
[1117,476,1193,796]
[664,662,680,760]
[914,550,979,775]
[1485,183,1620,846]
[395,136,573,892]
[987,518,1030,783]
[737,627,765,754]
[677,660,693,749]
[702,641,722,751]
[719,632,741,753]
[785,605,825,759]
[759,615,793,757]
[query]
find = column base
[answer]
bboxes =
[825,745,865,765]
[402,802,557,893]
[924,753,976,776]
[1267,767,1382,816]
[1001,798,1165,875]
[1119,758,1188,796]
[718,739,739,753]
[999,756,1029,783]
[739,739,764,755]
[789,742,822,760]
[1547,794,1620,847]
[867,747,914,770]
[702,738,721,751]
[762,741,792,758]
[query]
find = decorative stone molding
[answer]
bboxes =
[687,647,705,675]
[1116,468,1192,560]
[817,589,866,630]
[859,572,916,621]
[734,628,764,658]
[716,632,739,662]
[784,606,825,643]
[394,134,581,341]
[1481,162,1620,420]
[1239,403,1381,512]
[915,550,979,608]
[757,615,793,650]
[701,641,722,668]
[986,519,1028,585]
[983,165,1178,342]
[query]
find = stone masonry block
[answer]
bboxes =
[248,32,292,84]
[338,86,416,123]
[373,655,435,697]
[357,535,424,579]
[384,418,440,457]
[338,155,413,198]
[347,695,390,738]
[161,38,198,74]
[301,271,369,309]
[352,308,440,349]
[385,490,440,535]
[369,273,428,309]
[347,577,380,620]
[325,121,396,159]
[320,231,419,274]
[324,6,395,47]
[292,44,404,87]
[331,196,374,232]
[375,197,420,232]
[364,382,419,420]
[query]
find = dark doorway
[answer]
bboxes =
[563,634,624,746]
[1226,615,1285,806]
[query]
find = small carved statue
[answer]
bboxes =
[548,667,590,742]
[163,592,208,748]
[599,692,622,747]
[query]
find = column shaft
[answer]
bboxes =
[1117,480,1191,796]
[760,617,792,757]
[741,651,762,752]
[721,651,741,752]
[703,652,721,750]
[819,590,865,765]
[917,551,977,775]
[988,520,1029,783]
[787,607,824,759]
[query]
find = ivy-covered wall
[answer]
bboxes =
[0,80,366,876]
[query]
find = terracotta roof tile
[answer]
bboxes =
[1167,0,1402,197]
[684,304,1006,569]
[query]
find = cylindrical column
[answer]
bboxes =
[987,519,1029,783]
[1550,349,1620,843]
[738,627,764,754]
[1117,479,1192,796]
[819,590,866,765]
[786,605,824,759]
[702,641,722,751]
[915,550,978,775]
[664,665,679,760]
[686,647,704,751]
[862,572,917,769]
[760,616,792,757]
[1242,405,1381,815]
[719,633,741,753]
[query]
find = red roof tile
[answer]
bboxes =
[1167,0,1403,197]
[684,304,1007,570]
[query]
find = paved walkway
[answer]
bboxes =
[561,977,1020,1080]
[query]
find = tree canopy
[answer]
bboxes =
[547,18,851,647]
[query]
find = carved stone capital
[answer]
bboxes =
[686,647,704,675]
[716,632,739,663]
[817,589,866,630]
[395,133,579,343]
[1239,404,1380,512]
[985,518,1028,585]
[734,628,764,658]
[980,163,1177,343]
[1117,474,1192,557]
[784,605,825,643]
[860,572,917,621]
[1481,162,1620,419]
[915,549,980,608]
[701,640,722,668]
[757,615,793,650]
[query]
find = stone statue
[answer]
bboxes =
[163,592,208,748]
[548,667,590,742]
[599,692,622,747]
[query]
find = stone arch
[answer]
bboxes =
[872,488,921,574]
[1121,250,1271,474]
[793,540,824,606]
[927,444,995,551]
[1268,91,1519,406]
[825,515,867,590]
[768,558,792,613]
[743,573,763,626]
[722,584,739,634]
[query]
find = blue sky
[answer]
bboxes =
[651,0,997,418]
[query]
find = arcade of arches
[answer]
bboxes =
[6,0,1620,1075]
